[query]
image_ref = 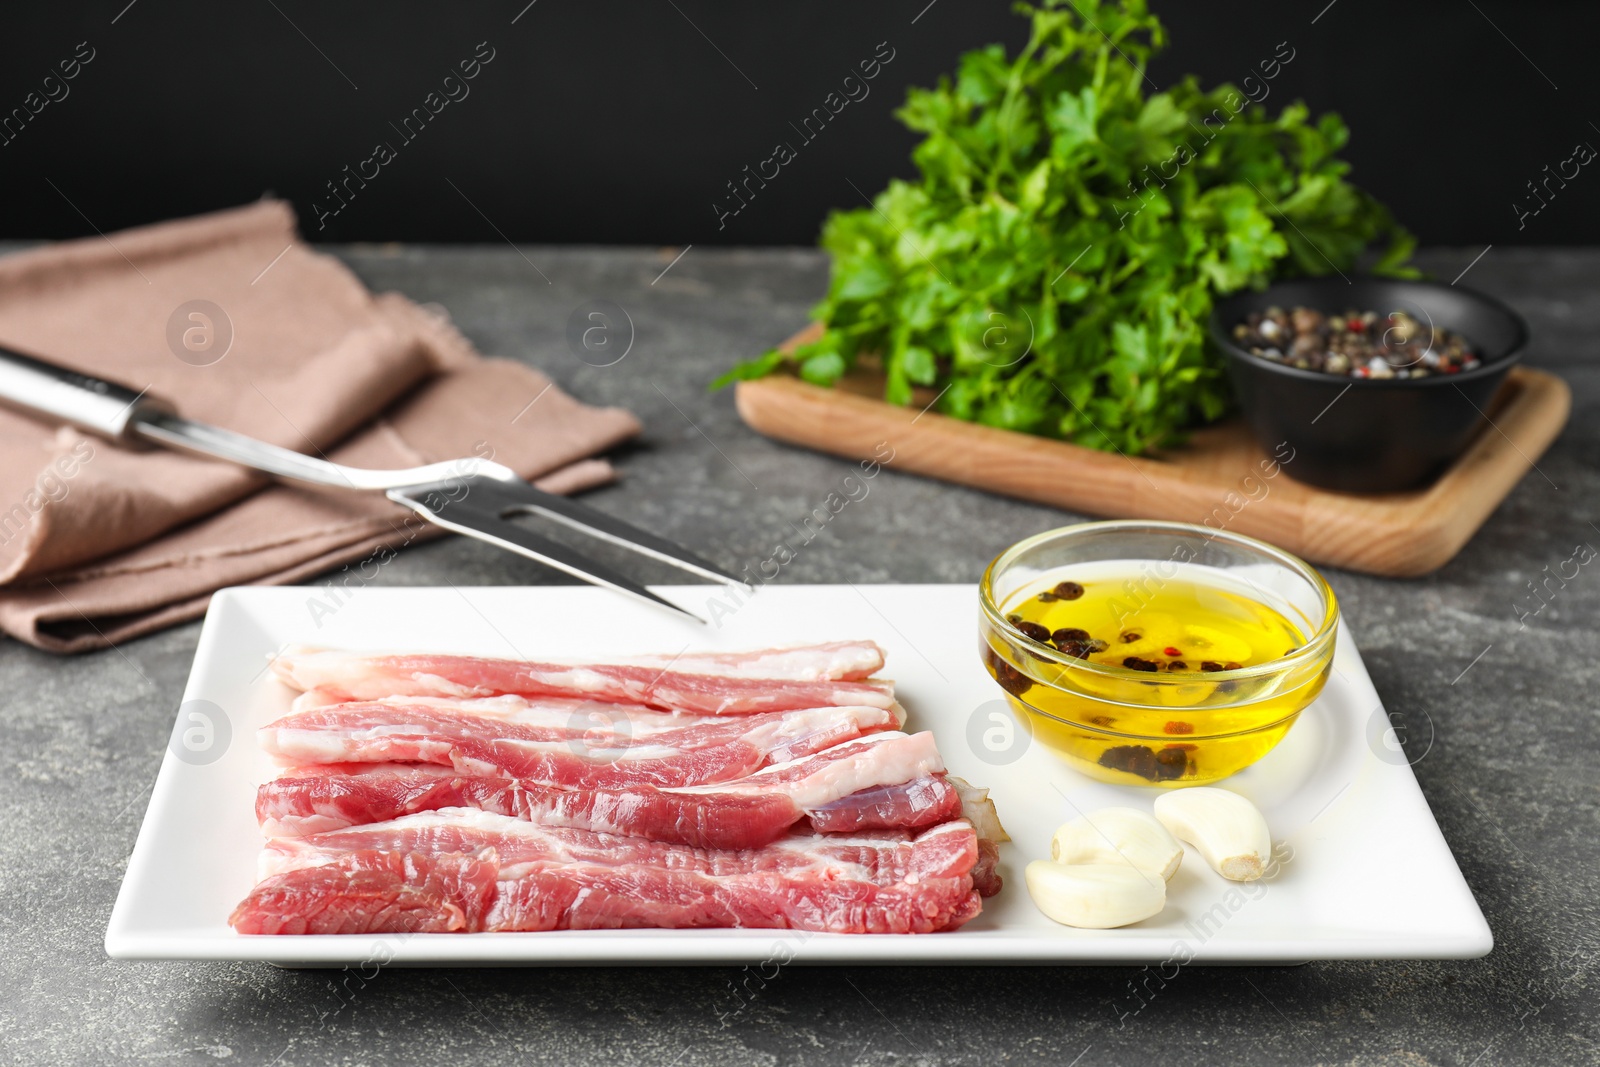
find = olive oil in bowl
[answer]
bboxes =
[979,523,1338,787]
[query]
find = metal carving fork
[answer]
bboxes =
[0,344,743,620]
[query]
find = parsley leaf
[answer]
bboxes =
[716,0,1416,454]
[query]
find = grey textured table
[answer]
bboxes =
[4,246,1596,1067]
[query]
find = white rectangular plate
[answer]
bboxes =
[107,584,1491,965]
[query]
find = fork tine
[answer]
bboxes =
[389,489,705,623]
[471,478,745,587]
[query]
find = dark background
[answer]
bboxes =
[0,0,1593,247]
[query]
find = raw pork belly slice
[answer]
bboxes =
[624,641,885,682]
[232,809,984,935]
[230,849,499,936]
[281,692,905,730]
[259,701,895,788]
[257,731,958,847]
[270,644,895,715]
[285,687,909,724]
[257,764,804,847]
[805,776,958,833]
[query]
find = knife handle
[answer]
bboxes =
[0,344,174,445]
[0,341,517,490]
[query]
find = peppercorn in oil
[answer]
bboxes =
[983,570,1325,786]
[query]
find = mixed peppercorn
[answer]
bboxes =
[1233,306,1481,379]
[986,572,1312,785]
[1004,607,1244,675]
[1099,744,1191,782]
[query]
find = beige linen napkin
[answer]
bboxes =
[0,200,640,652]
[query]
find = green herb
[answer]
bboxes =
[714,0,1416,454]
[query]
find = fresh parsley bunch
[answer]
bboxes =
[716,0,1415,454]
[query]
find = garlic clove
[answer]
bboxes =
[1024,861,1166,929]
[1051,807,1183,881]
[1153,787,1272,882]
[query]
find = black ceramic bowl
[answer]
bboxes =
[1210,279,1528,493]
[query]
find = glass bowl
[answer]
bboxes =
[978,520,1338,787]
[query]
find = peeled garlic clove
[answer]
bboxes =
[1051,807,1183,881]
[1153,787,1272,882]
[1025,861,1166,929]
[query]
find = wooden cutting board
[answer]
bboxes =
[735,324,1571,577]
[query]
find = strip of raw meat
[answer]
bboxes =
[480,822,982,933]
[804,776,960,834]
[257,731,958,847]
[258,701,895,787]
[286,688,909,729]
[229,849,499,935]
[689,731,943,807]
[267,695,894,753]
[624,640,885,681]
[277,642,883,692]
[257,764,804,846]
[233,809,983,934]
[270,645,895,715]
[282,692,907,730]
